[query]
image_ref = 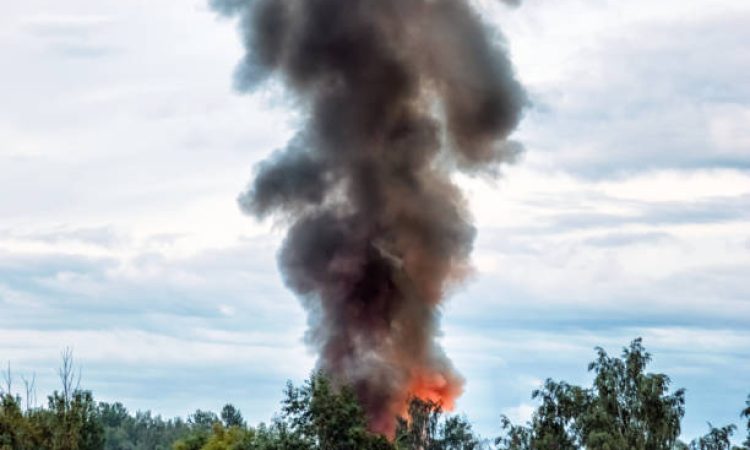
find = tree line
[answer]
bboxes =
[1,339,748,450]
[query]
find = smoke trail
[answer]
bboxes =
[212,0,525,436]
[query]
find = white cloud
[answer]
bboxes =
[503,402,536,424]
[0,0,748,442]
[708,103,750,155]
[480,0,750,175]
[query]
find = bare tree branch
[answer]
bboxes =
[21,373,37,411]
[2,361,11,396]
[58,347,78,404]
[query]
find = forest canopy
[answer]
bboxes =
[1,339,748,450]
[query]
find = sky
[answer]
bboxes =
[1,0,749,443]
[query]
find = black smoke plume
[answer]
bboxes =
[212,0,525,436]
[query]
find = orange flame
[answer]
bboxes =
[406,370,462,411]
[370,368,464,439]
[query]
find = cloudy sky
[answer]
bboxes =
[1,0,749,442]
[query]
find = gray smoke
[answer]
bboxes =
[212,0,525,436]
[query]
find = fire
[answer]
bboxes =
[406,371,463,412]
[367,370,464,438]
[214,0,524,438]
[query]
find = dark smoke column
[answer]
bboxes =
[212,0,525,436]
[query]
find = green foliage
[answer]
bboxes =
[99,402,192,450]
[0,389,104,450]
[2,341,748,450]
[190,410,221,431]
[496,415,531,450]
[279,373,392,450]
[221,405,245,429]
[171,374,394,450]
[686,423,737,450]
[0,394,28,450]
[441,415,482,450]
[396,398,441,450]
[528,379,582,450]
[49,390,105,450]
[174,379,483,450]
[394,398,481,450]
[172,411,220,450]
[496,338,687,450]
[201,423,254,450]
[173,429,211,450]
[583,338,686,450]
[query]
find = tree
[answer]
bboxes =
[496,338,686,450]
[200,423,254,450]
[46,390,105,450]
[97,402,130,450]
[0,394,25,450]
[1,363,11,399]
[20,374,36,412]
[280,373,392,450]
[687,423,737,450]
[440,415,481,450]
[58,348,81,405]
[3,343,748,450]
[221,405,245,429]
[496,415,532,450]
[97,402,193,450]
[395,398,442,450]
[190,410,220,431]
[530,379,583,450]
[19,348,105,450]
[250,418,312,450]
[174,411,220,450]
[172,373,394,450]
[394,397,482,450]
[580,338,685,450]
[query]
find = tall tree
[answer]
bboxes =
[394,398,482,450]
[280,373,392,450]
[220,405,245,429]
[687,423,737,450]
[0,394,25,450]
[47,390,105,450]
[496,338,686,450]
[395,398,442,450]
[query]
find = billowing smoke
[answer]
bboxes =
[212,0,525,436]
